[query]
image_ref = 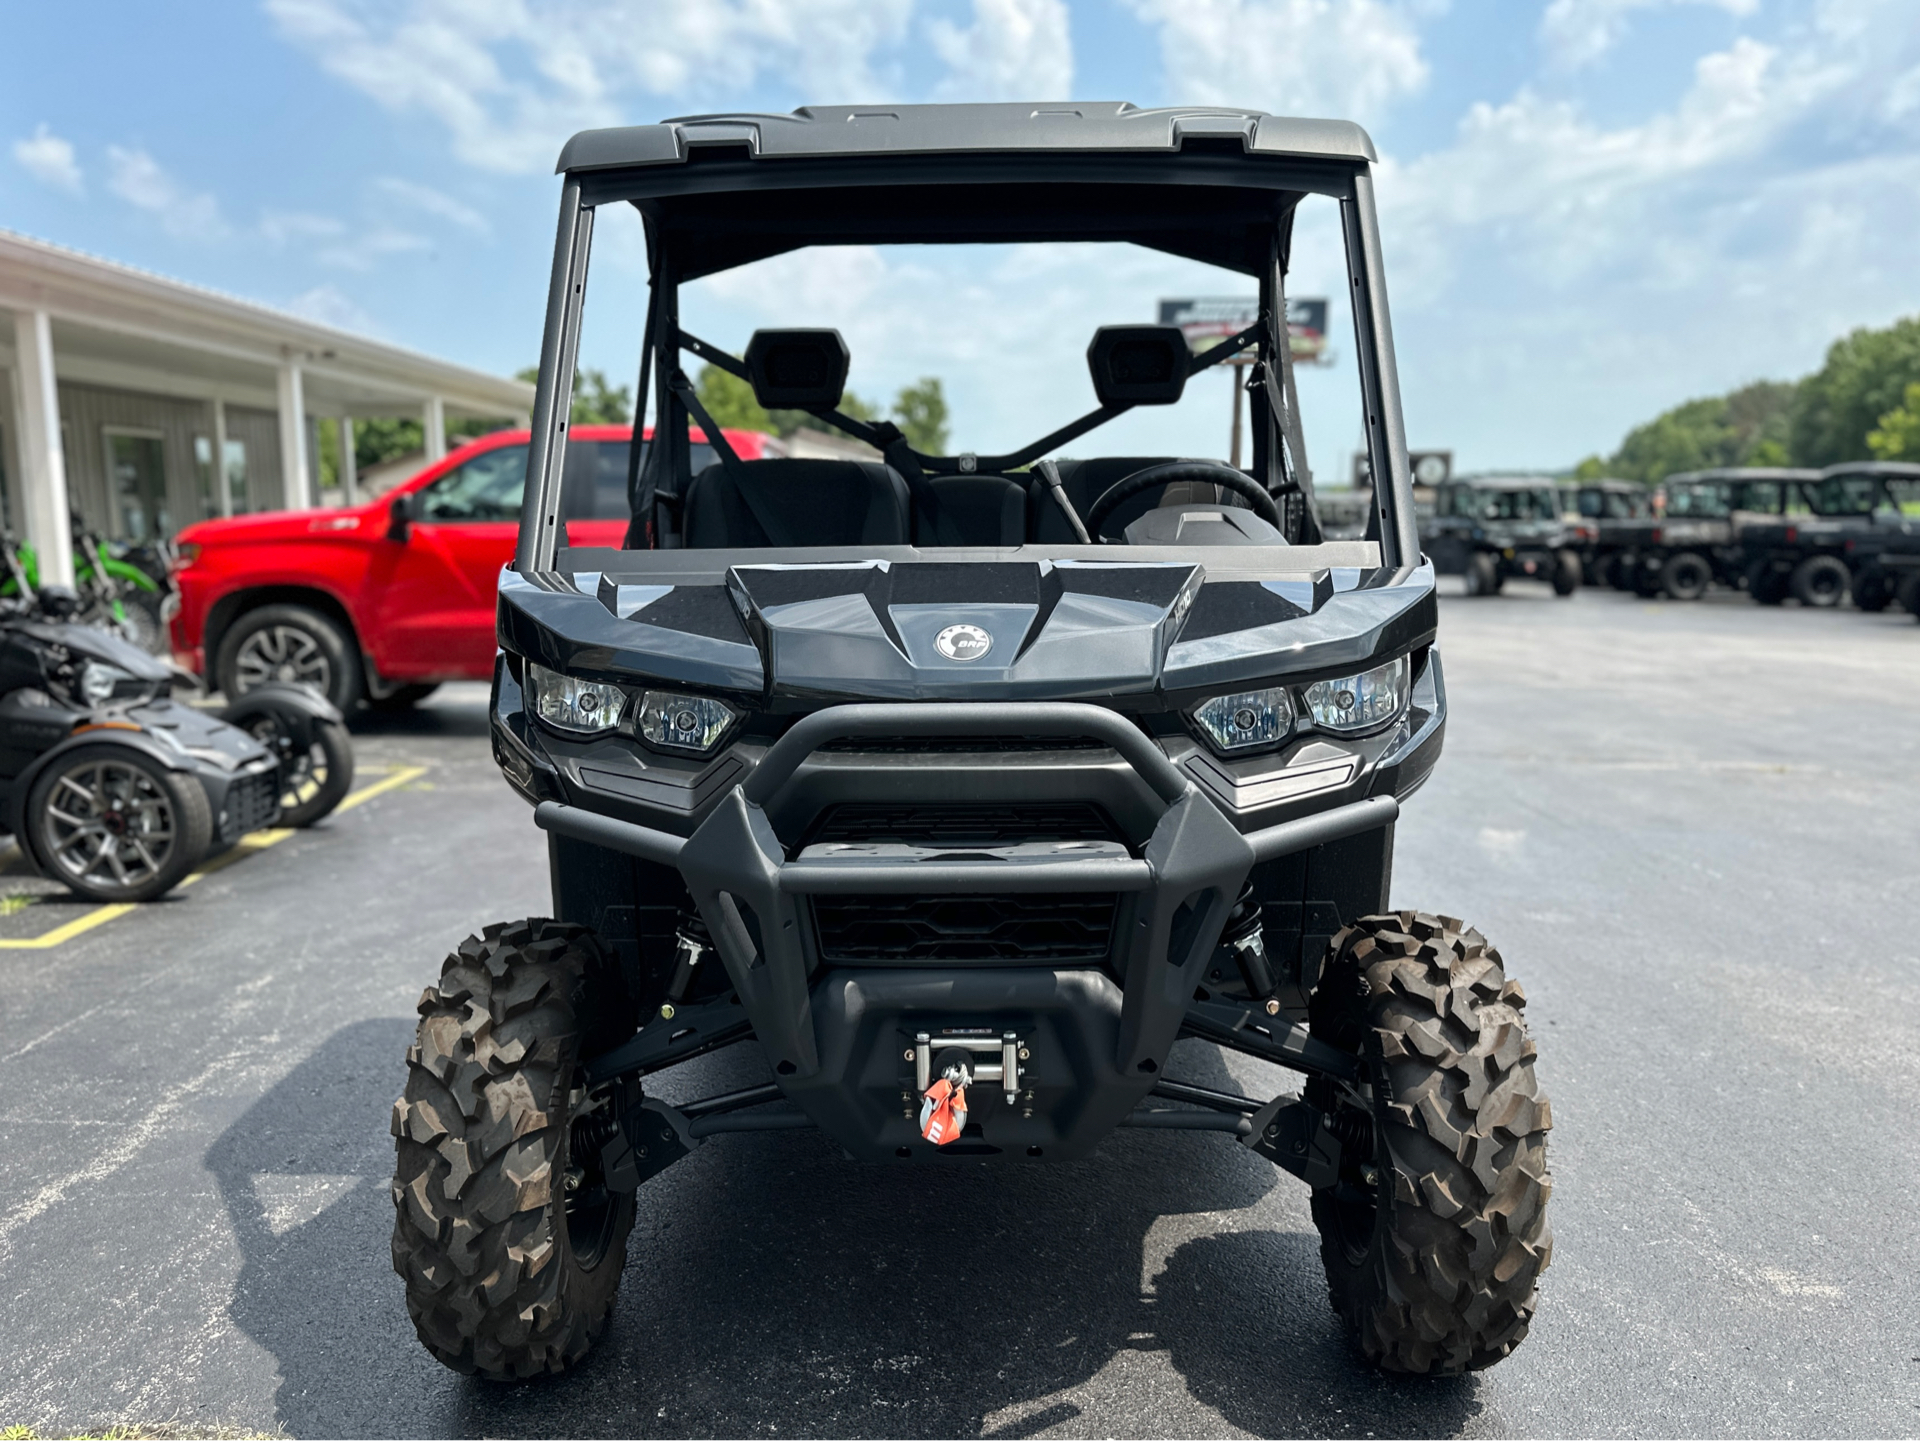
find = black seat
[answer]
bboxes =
[1026,456,1247,542]
[682,459,911,548]
[923,475,1027,545]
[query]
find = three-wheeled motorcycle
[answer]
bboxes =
[0,573,354,902]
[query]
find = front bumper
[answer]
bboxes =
[534,701,1406,1159]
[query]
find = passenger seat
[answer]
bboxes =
[922,475,1027,545]
[682,459,911,548]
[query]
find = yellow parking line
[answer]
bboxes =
[0,763,430,950]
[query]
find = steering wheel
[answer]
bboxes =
[1083,461,1283,541]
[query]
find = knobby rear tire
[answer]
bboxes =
[1307,912,1553,1374]
[391,919,635,1381]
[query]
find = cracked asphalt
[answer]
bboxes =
[1,584,1917,1438]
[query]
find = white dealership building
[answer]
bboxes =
[0,229,532,585]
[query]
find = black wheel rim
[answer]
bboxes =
[234,625,330,695]
[247,719,329,813]
[39,758,176,895]
[563,1085,624,1271]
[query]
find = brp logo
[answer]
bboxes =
[933,623,992,662]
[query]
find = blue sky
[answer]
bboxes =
[5,0,1919,482]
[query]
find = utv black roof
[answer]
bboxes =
[1666,468,1819,484]
[551,103,1382,280]
[556,103,1377,173]
[1819,460,1920,479]
[1447,475,1560,491]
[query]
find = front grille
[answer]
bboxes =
[804,801,1123,850]
[812,891,1118,964]
[816,735,1108,754]
[219,769,281,843]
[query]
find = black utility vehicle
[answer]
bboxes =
[1740,461,1920,607]
[1558,478,1646,588]
[1871,531,1920,619]
[391,103,1551,1383]
[1421,475,1578,595]
[1613,468,1815,600]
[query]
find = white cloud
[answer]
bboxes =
[264,0,915,175]
[317,228,434,271]
[1372,3,1920,468]
[929,0,1073,101]
[1123,0,1428,124]
[1539,0,1760,70]
[106,146,229,240]
[260,209,346,244]
[284,283,383,334]
[373,176,489,233]
[12,123,84,195]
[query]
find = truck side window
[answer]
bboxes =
[420,445,531,522]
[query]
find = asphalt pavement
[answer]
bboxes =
[1,584,1917,1439]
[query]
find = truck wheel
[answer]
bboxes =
[1899,573,1920,618]
[391,919,636,1380]
[1850,567,1892,612]
[1465,554,1500,596]
[1747,561,1787,605]
[1659,552,1712,601]
[216,604,362,712]
[1306,913,1552,1374]
[1789,555,1849,608]
[27,744,212,903]
[1550,550,1580,596]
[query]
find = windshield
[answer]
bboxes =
[1458,487,1554,520]
[1664,482,1730,518]
[1802,474,1920,516]
[544,182,1394,561]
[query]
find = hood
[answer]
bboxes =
[8,617,174,681]
[178,505,382,546]
[498,557,1438,703]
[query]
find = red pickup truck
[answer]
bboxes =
[170,424,771,710]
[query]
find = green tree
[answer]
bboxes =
[1606,379,1798,483]
[1571,454,1608,481]
[1788,315,1920,466]
[514,366,631,425]
[891,377,950,454]
[1867,380,1920,460]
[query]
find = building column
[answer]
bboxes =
[422,395,446,464]
[339,416,357,505]
[277,361,311,510]
[9,310,75,588]
[210,397,232,518]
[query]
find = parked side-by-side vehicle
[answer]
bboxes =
[383,103,1553,1387]
[1422,475,1580,595]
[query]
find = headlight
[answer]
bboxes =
[635,690,739,754]
[1303,655,1410,734]
[526,663,627,736]
[79,662,133,706]
[1189,686,1293,755]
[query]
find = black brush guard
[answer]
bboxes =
[536,702,1396,1159]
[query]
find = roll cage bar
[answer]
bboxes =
[514,155,1420,575]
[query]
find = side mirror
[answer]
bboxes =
[388,491,422,541]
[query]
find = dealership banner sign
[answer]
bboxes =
[1157,297,1329,363]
